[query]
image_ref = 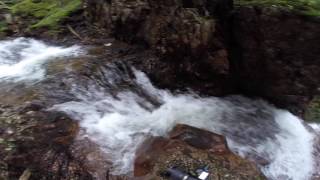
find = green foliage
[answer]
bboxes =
[235,0,320,16]
[11,0,81,29]
[305,96,320,123]
[0,21,8,32]
[0,1,11,10]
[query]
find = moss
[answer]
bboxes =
[0,21,8,37]
[0,21,7,32]
[235,0,320,16]
[11,0,81,29]
[305,96,320,123]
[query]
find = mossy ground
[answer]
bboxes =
[10,0,81,29]
[235,0,320,16]
[0,21,7,32]
[305,96,320,123]
[0,0,10,36]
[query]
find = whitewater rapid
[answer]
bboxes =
[51,69,317,180]
[0,38,319,180]
[0,38,81,82]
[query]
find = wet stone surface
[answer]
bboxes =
[134,124,266,180]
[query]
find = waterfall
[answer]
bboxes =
[0,38,81,82]
[0,38,319,180]
[52,67,317,180]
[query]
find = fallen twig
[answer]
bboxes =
[67,24,83,41]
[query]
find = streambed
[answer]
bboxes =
[0,38,319,180]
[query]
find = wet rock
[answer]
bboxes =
[232,6,320,114]
[20,101,45,113]
[84,0,320,115]
[70,138,112,179]
[0,105,93,179]
[84,0,234,96]
[169,124,228,153]
[134,124,266,179]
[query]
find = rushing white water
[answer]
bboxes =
[52,69,318,180]
[0,38,318,179]
[0,38,81,82]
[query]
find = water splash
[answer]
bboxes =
[0,37,316,179]
[0,38,82,82]
[52,68,317,180]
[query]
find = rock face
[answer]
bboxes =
[134,124,265,179]
[84,0,234,96]
[0,105,92,179]
[232,6,320,114]
[84,0,320,114]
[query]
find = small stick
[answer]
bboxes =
[67,24,83,40]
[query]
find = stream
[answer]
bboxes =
[0,38,319,180]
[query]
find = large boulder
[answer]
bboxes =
[134,124,266,179]
[232,5,320,114]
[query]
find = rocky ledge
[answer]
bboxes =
[84,0,320,116]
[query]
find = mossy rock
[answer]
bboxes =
[0,21,8,32]
[235,0,320,16]
[0,21,8,37]
[11,0,82,29]
[305,96,320,122]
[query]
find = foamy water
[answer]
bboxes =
[0,38,318,180]
[52,70,318,180]
[0,38,81,82]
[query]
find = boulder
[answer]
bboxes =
[134,124,265,179]
[232,6,320,114]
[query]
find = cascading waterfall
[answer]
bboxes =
[0,38,319,180]
[0,38,81,82]
[52,69,317,180]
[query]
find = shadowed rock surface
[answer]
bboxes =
[134,124,266,179]
[232,5,320,115]
[84,0,320,115]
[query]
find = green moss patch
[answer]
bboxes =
[0,21,7,31]
[235,0,320,16]
[11,0,81,29]
[305,96,320,123]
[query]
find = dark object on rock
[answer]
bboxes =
[166,167,199,180]
[165,166,210,180]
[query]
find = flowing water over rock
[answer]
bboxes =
[0,38,319,180]
[0,38,81,82]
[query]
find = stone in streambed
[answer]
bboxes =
[134,124,265,180]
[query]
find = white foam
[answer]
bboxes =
[310,123,320,133]
[260,111,314,180]
[52,70,318,179]
[0,38,81,82]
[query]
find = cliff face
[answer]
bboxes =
[84,0,234,95]
[232,5,320,114]
[84,0,320,114]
